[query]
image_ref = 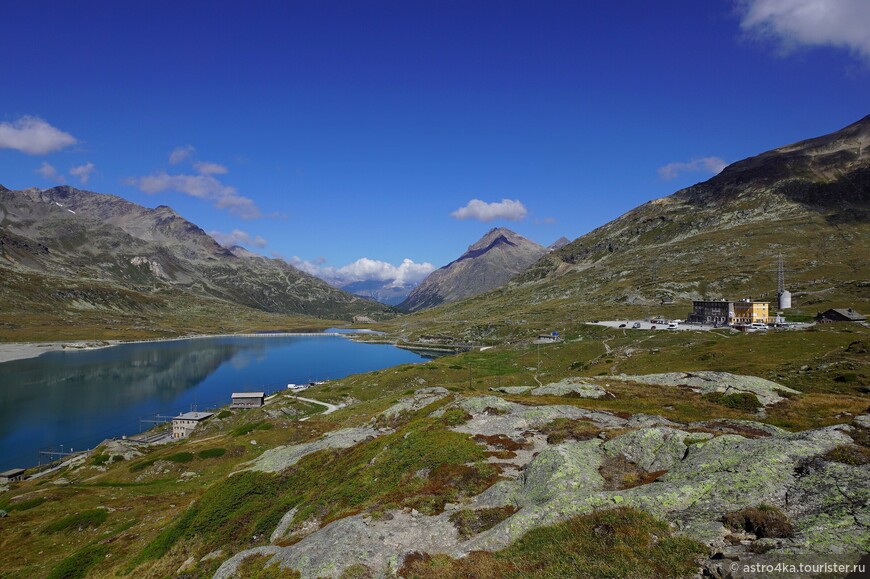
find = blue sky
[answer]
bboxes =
[1,0,868,287]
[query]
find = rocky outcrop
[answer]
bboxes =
[239,427,380,474]
[531,378,608,398]
[215,400,870,579]
[378,387,449,419]
[603,427,709,472]
[611,371,800,406]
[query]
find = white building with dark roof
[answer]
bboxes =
[171,411,213,439]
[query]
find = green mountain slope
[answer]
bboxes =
[0,185,394,339]
[403,115,870,340]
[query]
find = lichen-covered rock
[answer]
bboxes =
[217,511,458,578]
[240,427,380,474]
[444,396,626,438]
[787,459,870,554]
[520,440,604,504]
[379,387,449,419]
[489,386,534,394]
[624,414,681,428]
[853,414,870,429]
[603,427,706,472]
[433,395,518,417]
[611,371,800,406]
[531,378,607,398]
[270,507,298,543]
[213,546,284,579]
[461,425,856,554]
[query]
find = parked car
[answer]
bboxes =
[619,323,626,328]
[667,322,679,329]
[632,322,641,329]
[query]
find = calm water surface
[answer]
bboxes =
[0,335,427,470]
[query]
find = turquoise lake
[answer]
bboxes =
[0,334,428,471]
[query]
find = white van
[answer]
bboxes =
[667,322,679,329]
[750,322,768,330]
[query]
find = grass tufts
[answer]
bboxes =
[723,504,794,538]
[42,508,108,534]
[399,507,705,578]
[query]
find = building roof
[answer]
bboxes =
[232,392,265,398]
[823,308,866,321]
[1,468,25,477]
[175,411,213,421]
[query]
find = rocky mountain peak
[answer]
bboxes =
[548,236,570,251]
[399,227,546,312]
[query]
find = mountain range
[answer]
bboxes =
[0,186,393,337]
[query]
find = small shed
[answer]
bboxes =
[816,308,866,323]
[231,392,265,409]
[171,411,214,439]
[0,468,25,483]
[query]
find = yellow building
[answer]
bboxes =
[731,300,770,325]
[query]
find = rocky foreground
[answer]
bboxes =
[213,379,870,578]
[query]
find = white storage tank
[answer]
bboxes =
[778,290,792,310]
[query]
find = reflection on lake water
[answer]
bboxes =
[0,335,427,470]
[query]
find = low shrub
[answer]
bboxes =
[400,507,705,578]
[540,418,600,444]
[449,506,517,539]
[198,447,227,459]
[166,452,194,463]
[723,504,794,538]
[823,445,870,466]
[216,410,233,419]
[47,543,108,579]
[703,391,762,411]
[42,509,108,534]
[6,496,46,511]
[231,421,274,436]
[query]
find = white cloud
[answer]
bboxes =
[658,157,727,180]
[209,228,267,248]
[69,162,95,184]
[127,172,262,219]
[36,161,64,183]
[451,198,528,222]
[739,0,870,61]
[169,145,195,165]
[194,161,229,175]
[0,116,77,155]
[285,256,435,287]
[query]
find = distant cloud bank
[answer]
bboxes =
[0,116,77,155]
[739,0,870,61]
[451,198,527,222]
[658,156,727,180]
[287,256,435,288]
[210,228,267,248]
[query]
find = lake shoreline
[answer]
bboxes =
[0,331,358,365]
